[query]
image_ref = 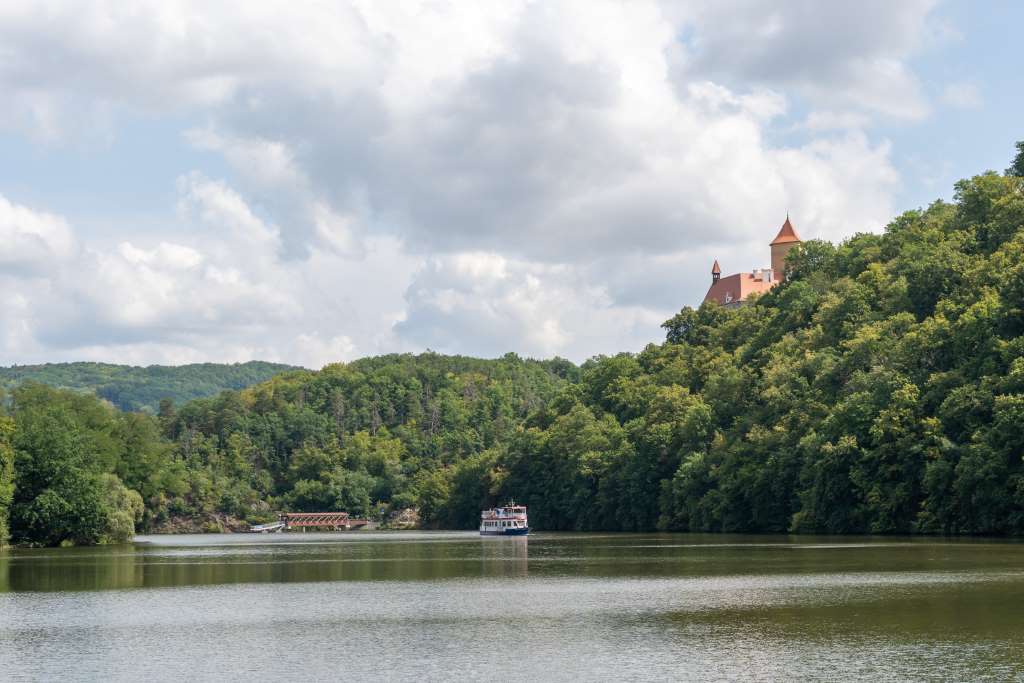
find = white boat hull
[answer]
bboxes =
[480,527,529,536]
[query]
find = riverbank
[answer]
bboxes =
[141,507,420,536]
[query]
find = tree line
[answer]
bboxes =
[2,146,1023,546]
[0,354,574,545]
[0,360,296,413]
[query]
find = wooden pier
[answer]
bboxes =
[279,512,369,531]
[244,512,370,533]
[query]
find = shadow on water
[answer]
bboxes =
[0,531,534,592]
[1,531,1022,593]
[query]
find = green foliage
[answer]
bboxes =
[0,361,298,413]
[784,239,838,283]
[0,415,14,545]
[1008,140,1024,177]
[5,152,1024,542]
[100,473,145,543]
[644,170,1024,536]
[73,351,573,534]
[7,384,143,546]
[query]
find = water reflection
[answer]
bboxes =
[1,532,537,592]
[3,533,1024,680]
[4,533,1024,593]
[480,535,529,577]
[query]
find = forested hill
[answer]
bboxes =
[0,361,299,413]
[0,352,577,545]
[2,154,1024,547]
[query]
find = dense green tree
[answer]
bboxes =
[0,361,297,413]
[1007,140,1024,177]
[9,388,110,545]
[6,147,1024,544]
[101,474,145,543]
[6,385,153,545]
[0,415,14,544]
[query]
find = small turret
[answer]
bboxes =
[711,259,721,283]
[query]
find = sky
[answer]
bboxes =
[1,0,1021,369]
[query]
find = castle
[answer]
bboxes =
[703,217,802,307]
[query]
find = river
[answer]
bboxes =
[1,532,1023,681]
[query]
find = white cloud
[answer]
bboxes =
[772,133,899,244]
[397,252,662,359]
[0,195,78,274]
[674,0,938,120]
[0,187,418,368]
[184,129,366,259]
[0,1,938,366]
[176,173,282,254]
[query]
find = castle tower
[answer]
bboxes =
[769,216,801,282]
[711,259,721,283]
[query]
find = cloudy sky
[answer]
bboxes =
[1,1,1021,368]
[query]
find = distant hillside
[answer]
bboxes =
[0,361,300,412]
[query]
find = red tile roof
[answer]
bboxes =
[703,271,776,306]
[770,216,800,245]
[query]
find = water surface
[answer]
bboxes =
[2,532,1023,680]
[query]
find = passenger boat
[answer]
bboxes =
[480,502,529,536]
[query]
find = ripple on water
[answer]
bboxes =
[2,533,1024,681]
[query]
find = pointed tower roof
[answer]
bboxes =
[711,259,721,274]
[770,215,801,245]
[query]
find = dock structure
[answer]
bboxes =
[244,512,370,533]
[279,512,369,531]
